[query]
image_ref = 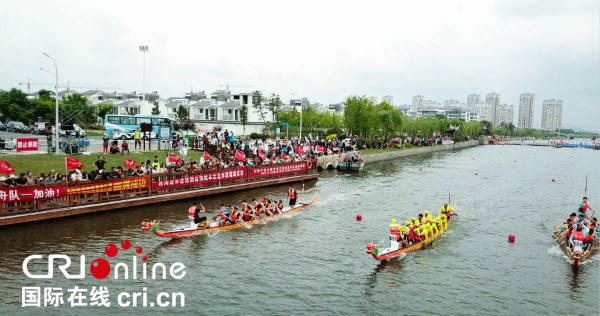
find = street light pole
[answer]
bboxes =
[139,46,149,102]
[43,53,59,155]
[291,93,303,140]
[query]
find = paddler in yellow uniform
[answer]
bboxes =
[411,217,420,228]
[440,214,448,230]
[389,218,402,242]
[419,214,427,226]
[424,210,433,223]
[435,218,444,234]
[439,202,455,219]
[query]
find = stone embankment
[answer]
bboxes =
[316,140,481,170]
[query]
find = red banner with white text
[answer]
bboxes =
[0,177,150,203]
[250,162,308,178]
[152,169,247,189]
[16,138,39,152]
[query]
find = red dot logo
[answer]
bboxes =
[105,244,118,257]
[121,240,131,250]
[90,259,111,279]
[142,256,148,262]
[136,247,143,254]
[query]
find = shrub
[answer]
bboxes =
[403,143,413,149]
[250,133,261,139]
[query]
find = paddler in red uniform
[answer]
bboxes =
[241,201,255,221]
[253,199,265,217]
[569,224,585,251]
[230,206,242,224]
[583,229,594,254]
[288,185,297,208]
[188,202,198,229]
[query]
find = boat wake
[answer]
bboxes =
[547,244,598,265]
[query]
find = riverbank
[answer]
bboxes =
[362,140,480,163]
[316,140,481,169]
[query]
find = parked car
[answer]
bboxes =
[58,123,87,138]
[113,129,156,140]
[0,122,6,131]
[7,121,26,133]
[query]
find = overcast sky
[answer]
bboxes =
[1,0,598,131]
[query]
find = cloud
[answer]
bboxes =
[0,0,598,130]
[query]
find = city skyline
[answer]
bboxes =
[1,0,598,131]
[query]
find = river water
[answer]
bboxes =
[0,144,598,315]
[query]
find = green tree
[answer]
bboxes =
[175,105,189,122]
[375,102,403,137]
[266,93,283,123]
[0,88,29,122]
[151,102,161,115]
[241,104,248,136]
[252,90,267,123]
[98,104,114,120]
[343,95,375,137]
[61,93,95,125]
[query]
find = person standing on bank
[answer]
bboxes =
[134,128,141,150]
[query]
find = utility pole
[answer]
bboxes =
[139,45,149,102]
[43,53,60,155]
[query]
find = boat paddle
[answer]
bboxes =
[552,230,562,239]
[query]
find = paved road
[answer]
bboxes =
[0,131,173,155]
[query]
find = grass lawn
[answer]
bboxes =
[1,150,204,176]
[85,129,105,137]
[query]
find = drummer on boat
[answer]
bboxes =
[288,185,297,208]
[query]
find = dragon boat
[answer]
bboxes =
[366,202,456,260]
[553,221,598,266]
[141,194,317,238]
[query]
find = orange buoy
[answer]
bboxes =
[508,234,515,243]
[552,179,555,182]
[419,168,422,171]
[356,214,362,221]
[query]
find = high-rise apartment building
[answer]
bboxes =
[412,95,424,108]
[518,93,535,128]
[467,94,481,109]
[486,92,501,125]
[495,104,515,126]
[382,95,394,105]
[368,96,379,105]
[541,99,563,130]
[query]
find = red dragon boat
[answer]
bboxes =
[366,202,456,260]
[141,194,317,238]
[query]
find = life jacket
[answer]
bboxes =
[254,203,264,216]
[188,206,197,217]
[243,209,252,220]
[581,202,589,211]
[289,189,296,199]
[389,226,400,240]
[220,209,230,221]
[573,231,584,241]
[277,202,283,210]
[231,211,239,221]
[584,234,594,243]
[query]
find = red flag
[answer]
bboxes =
[258,150,266,160]
[235,149,247,161]
[203,151,211,161]
[282,151,286,160]
[0,160,15,175]
[296,145,304,154]
[124,157,136,169]
[168,153,181,163]
[316,145,325,152]
[66,157,84,169]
